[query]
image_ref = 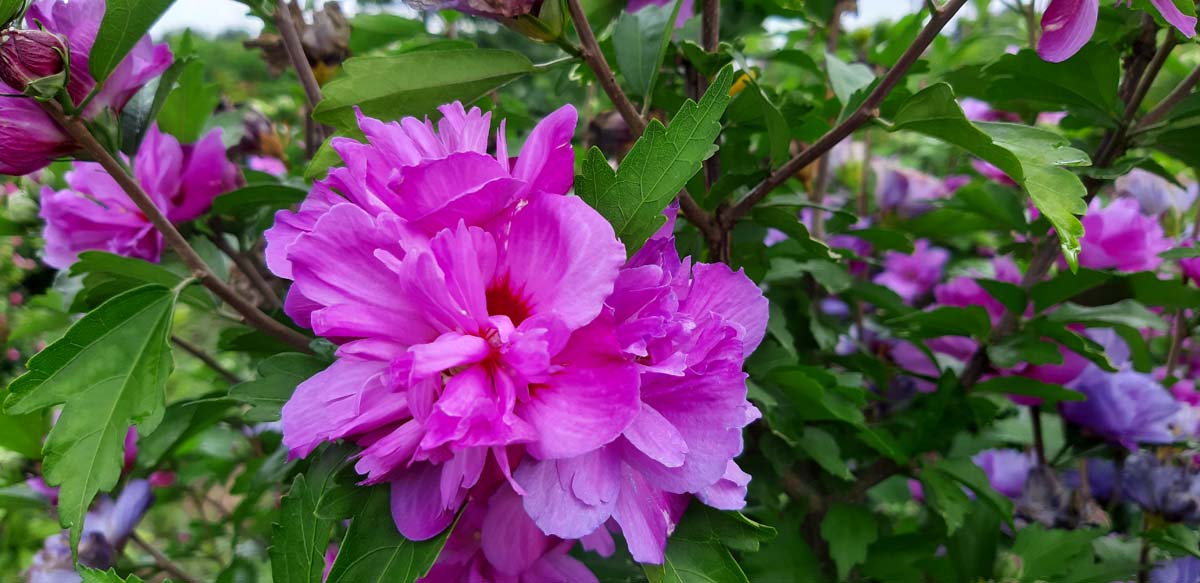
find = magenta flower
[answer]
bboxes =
[270,103,642,541]
[1077,198,1172,273]
[933,255,1022,324]
[248,155,288,177]
[420,484,601,582]
[1038,0,1197,63]
[39,125,240,269]
[873,161,967,217]
[0,0,173,176]
[873,239,949,304]
[514,209,766,563]
[960,98,1021,123]
[1182,242,1200,283]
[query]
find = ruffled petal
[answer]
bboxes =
[512,104,577,196]
[390,462,463,541]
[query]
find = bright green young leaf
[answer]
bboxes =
[157,60,222,143]
[80,568,148,583]
[613,1,679,98]
[348,13,426,54]
[3,284,180,548]
[271,474,335,583]
[229,353,329,423]
[825,52,874,107]
[890,84,1090,267]
[820,503,878,580]
[325,486,455,583]
[312,49,534,131]
[577,66,733,255]
[89,0,176,83]
[0,0,26,26]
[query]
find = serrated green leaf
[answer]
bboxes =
[89,0,175,83]
[69,251,214,311]
[325,486,455,583]
[821,503,878,580]
[312,49,534,130]
[157,59,222,143]
[919,467,970,534]
[646,506,774,583]
[578,66,734,255]
[890,84,1090,267]
[3,284,179,549]
[931,459,1015,528]
[80,568,148,583]
[271,474,334,583]
[229,353,328,423]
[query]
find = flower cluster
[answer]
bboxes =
[0,0,173,176]
[265,103,766,570]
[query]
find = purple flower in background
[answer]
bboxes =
[0,0,173,176]
[40,125,240,269]
[248,155,288,177]
[971,159,1017,187]
[404,0,541,18]
[1063,458,1120,501]
[1178,242,1200,283]
[873,239,949,304]
[1062,366,1180,448]
[1038,0,1197,63]
[933,256,1023,324]
[960,98,1022,123]
[873,161,964,217]
[1077,198,1172,273]
[1115,170,1197,217]
[26,480,153,582]
[1152,557,1200,583]
[419,484,602,583]
[628,0,695,27]
[973,449,1034,499]
[271,104,645,542]
[1121,451,1200,522]
[515,208,766,563]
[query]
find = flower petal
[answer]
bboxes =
[1037,0,1099,63]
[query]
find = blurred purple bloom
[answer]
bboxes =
[960,98,1021,123]
[874,161,965,216]
[515,208,766,564]
[1115,170,1197,217]
[971,159,1017,187]
[1063,458,1120,501]
[40,126,240,268]
[933,256,1022,325]
[248,155,288,177]
[1121,451,1200,522]
[1038,0,1196,63]
[1062,366,1180,448]
[26,480,152,582]
[973,449,1035,499]
[0,0,173,176]
[420,484,601,582]
[873,239,949,304]
[1077,198,1172,273]
[1152,557,1200,583]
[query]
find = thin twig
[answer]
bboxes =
[275,0,322,111]
[206,229,284,310]
[724,0,970,225]
[130,532,201,583]
[172,336,243,384]
[1136,66,1200,131]
[565,0,645,134]
[38,100,314,353]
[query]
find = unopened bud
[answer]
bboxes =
[0,28,67,97]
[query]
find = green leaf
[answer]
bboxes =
[890,84,1090,267]
[987,333,1062,369]
[1030,269,1112,313]
[1161,247,1200,260]
[1046,300,1168,331]
[3,284,179,548]
[1012,526,1103,582]
[212,184,309,216]
[89,0,176,83]
[80,568,148,583]
[797,426,853,480]
[825,53,875,107]
[119,53,193,155]
[157,59,222,144]
[919,466,970,534]
[271,474,335,583]
[0,410,44,458]
[325,486,455,583]
[985,46,1120,119]
[931,459,1015,528]
[821,503,878,580]
[230,353,329,423]
[577,66,734,255]
[69,251,214,311]
[135,396,235,470]
[0,483,50,510]
[313,49,534,131]
[887,306,991,339]
[613,1,679,98]
[0,0,26,27]
[349,13,426,54]
[1146,524,1200,559]
[646,506,774,583]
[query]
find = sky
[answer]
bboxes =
[151,0,929,37]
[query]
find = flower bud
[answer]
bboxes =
[0,28,67,97]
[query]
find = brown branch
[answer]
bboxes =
[130,532,201,583]
[1136,65,1200,131]
[206,229,284,310]
[724,0,970,225]
[566,0,645,135]
[39,101,315,354]
[172,336,243,385]
[275,0,322,111]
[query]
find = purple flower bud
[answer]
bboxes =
[0,28,68,94]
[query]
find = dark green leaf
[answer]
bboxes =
[919,467,970,534]
[349,13,425,54]
[1012,526,1103,582]
[1031,269,1112,313]
[1146,524,1200,559]
[1161,247,1200,260]
[313,49,534,130]
[229,353,328,423]
[157,60,222,143]
[797,426,853,480]
[212,184,309,216]
[821,503,878,580]
[3,284,179,548]
[976,279,1026,317]
[986,46,1120,118]
[0,410,44,458]
[973,377,1086,406]
[987,333,1062,368]
[69,251,214,311]
[578,66,734,255]
[931,459,1014,528]
[89,0,175,83]
[646,506,774,583]
[887,306,991,339]
[325,486,455,583]
[1047,300,1168,331]
[135,396,235,470]
[271,474,335,583]
[613,2,678,98]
